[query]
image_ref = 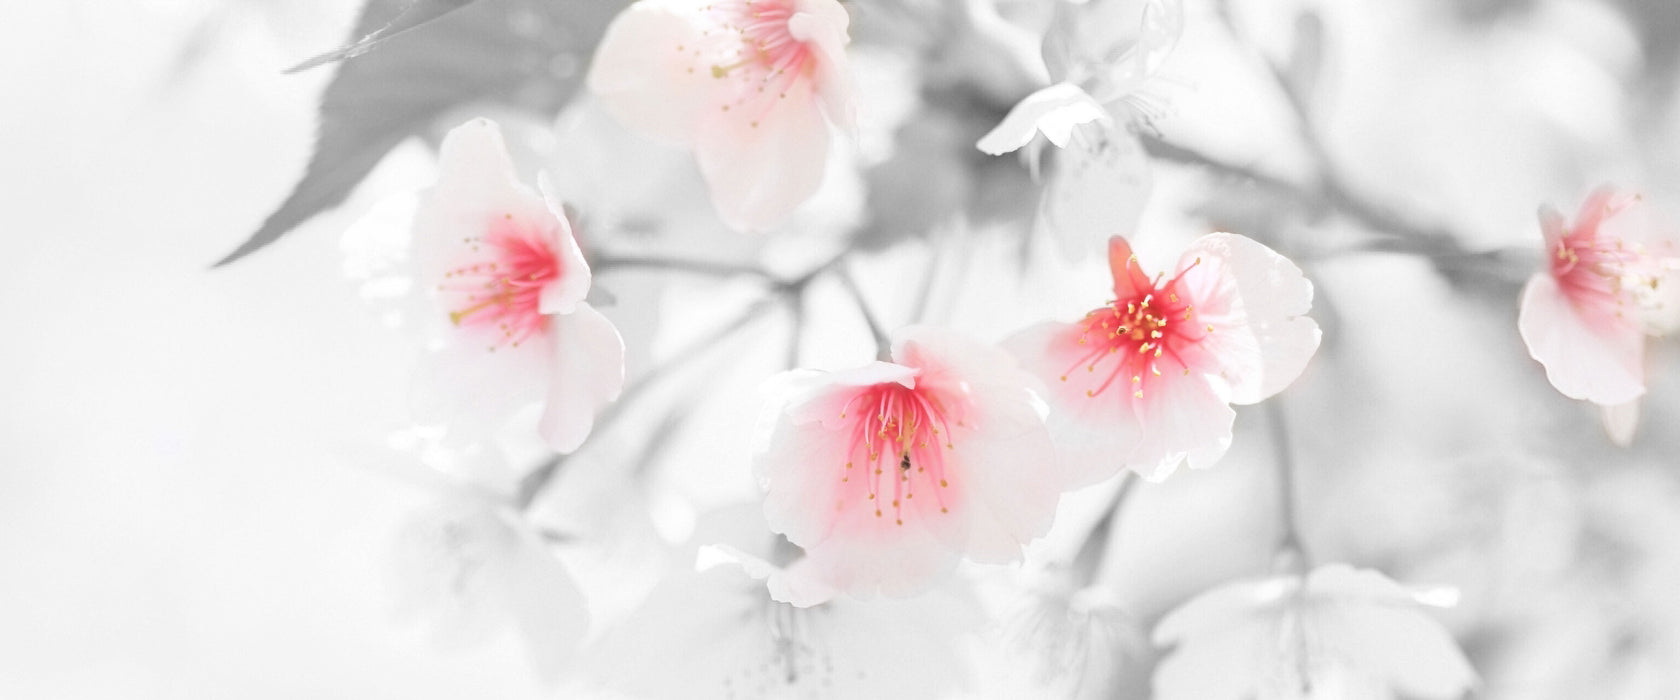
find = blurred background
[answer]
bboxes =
[3,0,1680,698]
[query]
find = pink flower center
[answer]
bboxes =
[437,214,562,351]
[836,383,957,526]
[1062,261,1209,400]
[1551,231,1655,319]
[698,0,818,121]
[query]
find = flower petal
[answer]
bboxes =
[937,386,1064,564]
[1601,398,1640,447]
[976,82,1112,156]
[1537,204,1567,250]
[1127,365,1235,480]
[1107,235,1156,301]
[1151,578,1277,700]
[893,326,1062,564]
[755,383,857,547]
[693,78,832,231]
[500,516,591,682]
[1003,321,1143,487]
[412,119,557,291]
[391,496,589,681]
[1518,273,1645,405]
[535,172,592,315]
[538,303,627,453]
[586,1,716,146]
[1039,126,1152,261]
[782,505,963,600]
[698,542,839,608]
[411,336,551,444]
[789,0,855,132]
[1178,232,1321,405]
[1310,566,1477,700]
[1569,185,1625,238]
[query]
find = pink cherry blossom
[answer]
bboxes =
[751,326,1065,600]
[1008,234,1320,483]
[410,118,626,453]
[587,0,854,231]
[1518,187,1680,444]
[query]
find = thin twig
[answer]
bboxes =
[1264,400,1312,570]
[1071,471,1138,587]
[784,291,805,370]
[591,254,773,280]
[515,250,856,510]
[908,232,945,325]
[515,296,782,510]
[833,263,893,360]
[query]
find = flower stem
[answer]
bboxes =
[515,295,782,510]
[1071,471,1137,587]
[518,251,860,511]
[833,263,893,361]
[591,254,773,280]
[1264,400,1312,571]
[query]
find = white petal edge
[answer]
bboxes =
[538,303,627,453]
[1517,273,1646,405]
[788,0,856,133]
[1181,232,1321,405]
[1039,125,1152,262]
[1601,398,1640,447]
[976,82,1112,156]
[535,172,593,315]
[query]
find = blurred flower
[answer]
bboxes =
[1518,187,1680,445]
[1008,234,1320,483]
[408,118,625,453]
[1152,563,1476,700]
[752,326,1064,601]
[1001,581,1152,699]
[587,0,855,231]
[581,507,978,699]
[976,0,1182,259]
[391,488,590,683]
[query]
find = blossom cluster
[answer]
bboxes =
[291,0,1680,696]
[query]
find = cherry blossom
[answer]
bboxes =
[587,0,855,231]
[976,0,1182,258]
[998,581,1151,699]
[580,507,978,699]
[1008,234,1320,483]
[390,489,590,683]
[409,118,625,453]
[1517,187,1680,445]
[751,326,1065,600]
[1152,564,1477,700]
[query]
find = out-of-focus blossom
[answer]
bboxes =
[391,489,590,683]
[408,118,625,453]
[1519,187,1680,445]
[581,508,978,699]
[751,326,1064,601]
[976,0,1182,259]
[1152,563,1477,700]
[1008,234,1320,483]
[1000,580,1152,699]
[587,0,855,231]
